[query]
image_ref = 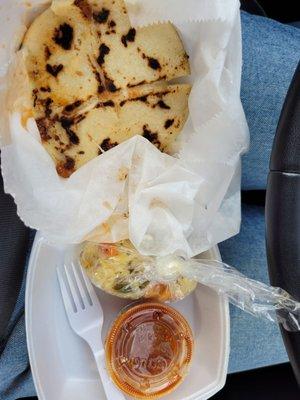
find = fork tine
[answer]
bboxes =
[72,261,93,306]
[57,266,77,313]
[64,263,84,311]
[77,261,99,306]
[71,261,89,308]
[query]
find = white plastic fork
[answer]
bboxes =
[57,261,125,400]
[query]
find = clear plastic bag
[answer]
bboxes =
[80,241,300,332]
[80,240,198,302]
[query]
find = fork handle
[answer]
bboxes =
[94,349,126,400]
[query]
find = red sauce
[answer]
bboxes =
[105,302,193,399]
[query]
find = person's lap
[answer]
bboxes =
[1,10,300,399]
[220,11,300,372]
[220,203,289,372]
[0,232,35,400]
[240,12,300,191]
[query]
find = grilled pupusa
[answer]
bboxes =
[22,0,191,177]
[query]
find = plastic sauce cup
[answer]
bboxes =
[105,302,194,399]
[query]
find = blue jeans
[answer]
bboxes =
[220,11,300,372]
[1,11,300,399]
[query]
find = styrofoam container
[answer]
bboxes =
[25,233,230,400]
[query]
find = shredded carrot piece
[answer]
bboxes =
[99,244,119,258]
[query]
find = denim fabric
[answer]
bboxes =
[240,12,300,190]
[220,204,289,373]
[0,232,35,400]
[220,11,300,373]
[1,11,300,399]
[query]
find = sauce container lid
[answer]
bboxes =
[105,302,193,399]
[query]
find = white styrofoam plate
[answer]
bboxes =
[25,233,230,400]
